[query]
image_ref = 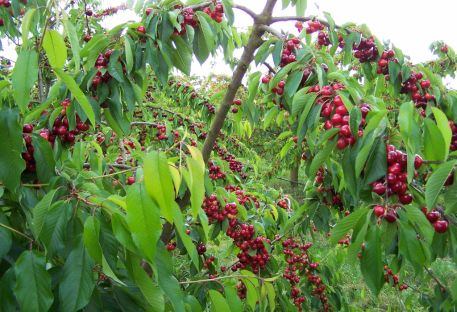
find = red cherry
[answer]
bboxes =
[261,76,270,84]
[56,126,67,136]
[384,211,397,223]
[137,26,146,34]
[441,45,449,53]
[336,138,348,150]
[388,163,402,175]
[399,193,413,205]
[331,113,342,125]
[278,81,286,88]
[83,34,92,42]
[339,125,351,137]
[335,105,348,115]
[426,211,441,223]
[145,8,153,15]
[434,220,448,233]
[333,96,343,106]
[233,99,242,106]
[127,177,135,185]
[23,124,33,133]
[414,155,424,169]
[420,80,431,89]
[373,205,385,217]
[372,183,386,195]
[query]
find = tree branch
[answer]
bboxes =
[233,4,257,20]
[259,25,283,38]
[270,15,350,33]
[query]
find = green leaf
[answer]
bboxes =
[360,226,384,296]
[155,248,185,312]
[0,108,26,191]
[0,213,12,259]
[185,146,205,218]
[295,0,307,16]
[59,239,96,312]
[432,107,452,160]
[308,139,336,180]
[285,71,303,98]
[403,205,434,244]
[425,160,457,210]
[31,188,60,238]
[143,151,175,223]
[196,12,215,51]
[108,53,125,82]
[224,287,243,312]
[43,30,67,69]
[444,180,457,214]
[127,183,162,262]
[424,118,447,161]
[15,251,54,312]
[193,27,210,64]
[21,8,36,48]
[209,290,231,312]
[126,252,165,311]
[63,17,81,72]
[330,207,370,245]
[83,216,102,263]
[398,219,429,269]
[12,50,38,113]
[0,268,16,312]
[55,68,95,126]
[39,201,72,255]
[355,132,376,178]
[31,135,56,183]
[124,36,134,73]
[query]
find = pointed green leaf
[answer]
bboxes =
[15,251,54,312]
[12,50,38,113]
[43,30,67,69]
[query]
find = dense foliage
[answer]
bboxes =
[0,0,457,311]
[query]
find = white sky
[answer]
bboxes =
[2,0,455,82]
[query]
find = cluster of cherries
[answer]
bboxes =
[202,191,270,273]
[353,36,378,63]
[208,160,226,180]
[371,144,420,205]
[170,3,224,36]
[282,238,329,311]
[313,83,369,150]
[202,3,224,23]
[22,124,36,173]
[384,265,408,291]
[225,185,260,208]
[400,72,434,113]
[424,208,449,233]
[279,38,301,67]
[376,49,396,75]
[215,145,244,176]
[152,123,168,141]
[231,99,242,113]
[49,114,90,145]
[270,80,286,96]
[231,231,270,274]
[202,195,237,224]
[92,50,115,88]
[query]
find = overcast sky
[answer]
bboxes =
[2,0,455,82]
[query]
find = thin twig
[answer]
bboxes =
[275,177,306,186]
[424,266,448,292]
[0,223,33,241]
